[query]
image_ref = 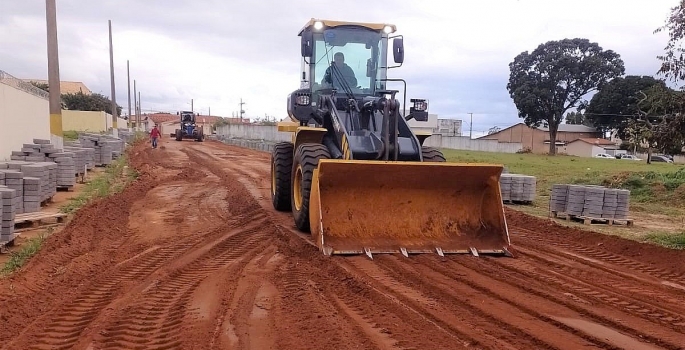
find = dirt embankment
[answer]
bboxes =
[0,137,683,350]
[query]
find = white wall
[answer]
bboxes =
[215,124,524,153]
[0,73,50,161]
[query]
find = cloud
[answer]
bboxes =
[0,0,679,134]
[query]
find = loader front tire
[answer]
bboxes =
[421,146,446,162]
[291,143,330,232]
[271,142,293,211]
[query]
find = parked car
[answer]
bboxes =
[593,153,614,159]
[620,154,642,161]
[650,155,673,163]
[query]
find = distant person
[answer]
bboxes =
[322,52,357,89]
[150,124,161,149]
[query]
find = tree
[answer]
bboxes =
[29,81,49,92]
[61,91,122,116]
[507,38,625,154]
[488,126,501,135]
[564,111,594,126]
[585,75,665,137]
[655,0,685,84]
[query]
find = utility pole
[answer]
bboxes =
[108,20,118,137]
[46,0,63,149]
[126,60,131,130]
[191,98,194,113]
[239,98,245,122]
[138,91,142,130]
[469,112,473,139]
[133,79,137,131]
[208,106,210,116]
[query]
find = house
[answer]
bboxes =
[434,118,462,136]
[22,79,92,95]
[477,123,603,154]
[558,138,619,157]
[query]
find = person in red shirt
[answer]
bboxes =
[150,124,161,149]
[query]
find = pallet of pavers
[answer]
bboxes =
[0,186,16,244]
[500,174,536,204]
[550,184,633,226]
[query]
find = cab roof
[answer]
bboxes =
[298,18,397,36]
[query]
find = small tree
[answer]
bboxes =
[507,38,625,154]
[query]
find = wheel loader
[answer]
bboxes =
[174,111,204,142]
[270,18,512,258]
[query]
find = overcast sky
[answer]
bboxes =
[0,0,678,137]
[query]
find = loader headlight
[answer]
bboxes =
[314,21,324,30]
[411,99,427,111]
[383,25,395,34]
[296,94,310,105]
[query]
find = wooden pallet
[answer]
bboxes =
[14,212,66,226]
[551,211,633,226]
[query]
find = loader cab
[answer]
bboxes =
[298,20,402,99]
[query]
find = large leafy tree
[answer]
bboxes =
[507,38,625,155]
[585,75,665,137]
[61,91,122,116]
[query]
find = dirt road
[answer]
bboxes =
[1,137,684,350]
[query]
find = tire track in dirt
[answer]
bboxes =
[510,246,685,330]
[434,256,685,350]
[94,227,271,350]
[514,228,685,286]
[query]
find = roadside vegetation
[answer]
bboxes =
[442,149,685,248]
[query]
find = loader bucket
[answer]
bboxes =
[308,159,511,257]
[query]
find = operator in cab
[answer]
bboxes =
[322,52,357,90]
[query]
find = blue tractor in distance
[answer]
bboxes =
[174,110,204,142]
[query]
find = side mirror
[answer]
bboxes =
[301,30,313,57]
[393,37,404,64]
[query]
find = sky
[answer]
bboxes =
[0,0,679,138]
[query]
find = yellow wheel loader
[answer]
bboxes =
[270,18,512,258]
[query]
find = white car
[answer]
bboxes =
[593,153,614,159]
[620,154,642,161]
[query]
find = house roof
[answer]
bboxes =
[23,79,92,95]
[477,122,599,139]
[568,138,617,146]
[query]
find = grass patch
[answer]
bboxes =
[1,229,53,277]
[642,231,685,249]
[63,130,79,141]
[60,153,137,214]
[441,148,685,217]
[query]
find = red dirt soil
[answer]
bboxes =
[0,137,684,350]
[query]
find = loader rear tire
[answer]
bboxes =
[271,142,293,211]
[291,143,330,232]
[421,146,446,162]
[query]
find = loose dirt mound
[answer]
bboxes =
[0,137,683,350]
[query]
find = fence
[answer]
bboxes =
[215,124,524,153]
[0,70,49,100]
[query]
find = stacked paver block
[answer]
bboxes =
[1,186,16,242]
[564,185,586,216]
[499,174,536,203]
[550,184,569,212]
[19,163,50,201]
[582,186,605,218]
[21,177,42,213]
[52,152,76,188]
[63,147,87,175]
[499,175,512,202]
[550,184,632,220]
[615,190,630,220]
[0,170,24,214]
